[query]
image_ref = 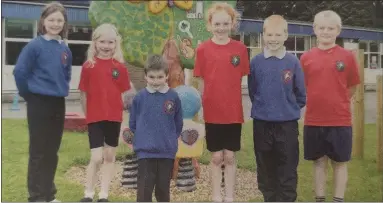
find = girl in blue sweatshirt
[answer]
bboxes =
[13,2,72,202]
[129,54,183,202]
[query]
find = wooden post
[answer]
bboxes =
[351,49,365,158]
[376,75,383,172]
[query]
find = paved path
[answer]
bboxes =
[2,92,379,124]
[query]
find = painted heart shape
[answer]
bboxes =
[180,129,199,146]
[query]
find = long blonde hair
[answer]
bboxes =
[86,23,124,66]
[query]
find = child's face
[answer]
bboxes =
[314,19,340,46]
[43,11,65,36]
[210,11,233,41]
[95,32,116,59]
[263,26,287,51]
[145,70,168,91]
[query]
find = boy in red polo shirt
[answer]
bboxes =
[78,23,131,202]
[193,3,249,202]
[300,10,360,202]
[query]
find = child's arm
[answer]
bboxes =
[66,48,73,83]
[247,58,256,103]
[174,95,184,137]
[294,59,307,108]
[347,53,361,98]
[13,42,36,98]
[129,95,139,134]
[78,62,89,116]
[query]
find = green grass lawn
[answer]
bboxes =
[2,119,382,202]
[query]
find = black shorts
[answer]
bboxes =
[88,121,122,149]
[303,126,352,162]
[205,123,242,152]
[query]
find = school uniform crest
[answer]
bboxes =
[230,55,240,67]
[61,52,68,65]
[283,69,293,83]
[180,129,199,146]
[112,68,120,79]
[336,61,345,72]
[164,100,175,114]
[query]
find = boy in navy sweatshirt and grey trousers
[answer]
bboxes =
[129,54,183,202]
[247,15,306,202]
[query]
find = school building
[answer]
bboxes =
[2,1,383,94]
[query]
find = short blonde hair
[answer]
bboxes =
[314,10,342,28]
[86,23,124,65]
[263,15,288,33]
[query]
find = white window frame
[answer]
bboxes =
[362,40,381,69]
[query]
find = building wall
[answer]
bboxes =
[2,2,383,93]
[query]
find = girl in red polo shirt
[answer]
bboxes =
[193,3,250,202]
[78,23,131,202]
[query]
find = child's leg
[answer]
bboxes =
[222,123,242,202]
[253,120,277,202]
[328,127,353,202]
[154,158,174,202]
[205,123,225,202]
[137,159,156,202]
[84,148,103,199]
[98,121,121,200]
[26,94,65,202]
[211,151,224,202]
[274,121,299,202]
[98,145,116,200]
[303,126,328,202]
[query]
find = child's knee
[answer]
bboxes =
[223,150,235,165]
[211,151,224,166]
[90,148,103,165]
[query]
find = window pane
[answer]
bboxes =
[369,54,379,69]
[364,54,369,68]
[380,55,383,69]
[359,41,367,52]
[68,24,93,41]
[296,53,303,59]
[296,36,305,51]
[244,33,259,47]
[285,36,295,51]
[6,42,28,65]
[5,19,34,38]
[68,44,89,66]
[370,42,379,52]
[335,38,344,47]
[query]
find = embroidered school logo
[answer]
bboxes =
[164,100,175,114]
[283,69,293,83]
[336,61,345,72]
[112,68,120,79]
[61,52,68,65]
[230,55,240,67]
[180,129,199,146]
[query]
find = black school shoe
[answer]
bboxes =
[80,197,93,202]
[97,198,109,202]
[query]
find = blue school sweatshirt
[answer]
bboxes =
[13,35,72,98]
[129,87,183,160]
[247,52,306,121]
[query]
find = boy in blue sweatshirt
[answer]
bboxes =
[247,15,306,202]
[129,54,183,202]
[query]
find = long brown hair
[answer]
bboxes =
[37,2,68,39]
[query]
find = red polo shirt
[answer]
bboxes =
[300,45,360,126]
[79,58,131,124]
[193,39,250,124]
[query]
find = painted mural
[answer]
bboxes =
[88,0,236,87]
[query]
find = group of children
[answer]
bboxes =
[13,1,359,202]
